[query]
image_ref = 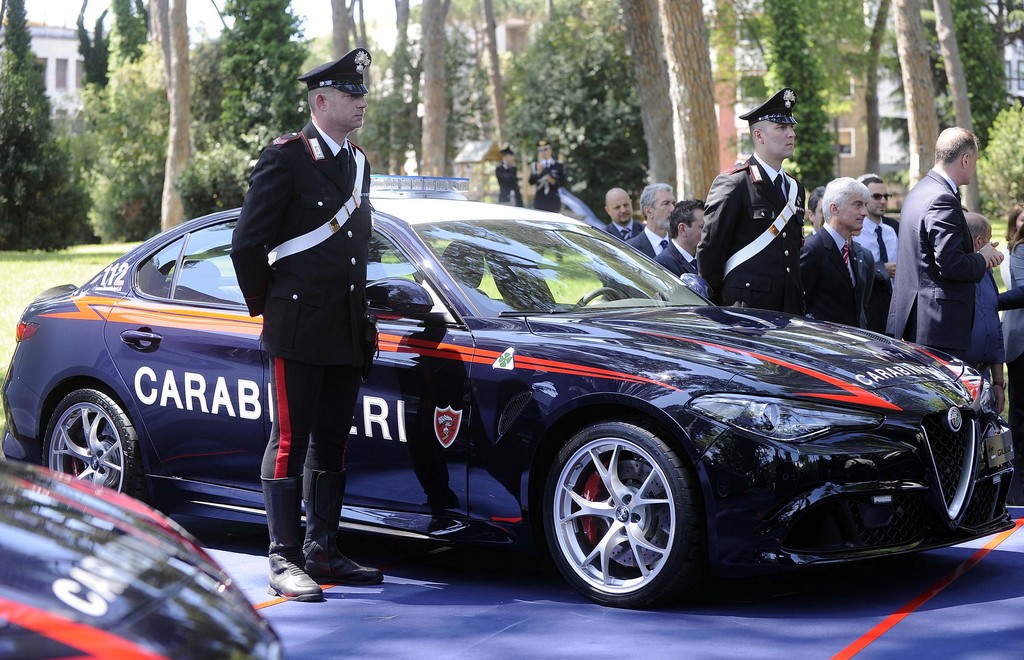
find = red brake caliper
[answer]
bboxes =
[581,468,608,544]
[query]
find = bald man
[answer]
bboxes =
[603,188,643,241]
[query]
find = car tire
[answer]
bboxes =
[544,421,706,608]
[43,389,147,501]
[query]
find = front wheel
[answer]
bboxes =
[43,388,147,501]
[544,421,706,608]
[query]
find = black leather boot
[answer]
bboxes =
[264,477,324,601]
[303,468,384,585]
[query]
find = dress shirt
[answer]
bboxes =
[823,224,855,283]
[853,217,898,269]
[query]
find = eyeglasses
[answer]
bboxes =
[871,193,893,201]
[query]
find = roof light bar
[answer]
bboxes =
[370,175,470,196]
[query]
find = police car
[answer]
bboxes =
[2,176,1016,609]
[0,459,281,658]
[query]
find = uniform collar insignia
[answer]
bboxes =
[309,137,325,160]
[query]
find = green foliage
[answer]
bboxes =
[444,28,492,163]
[82,45,168,242]
[0,0,92,251]
[177,141,251,218]
[190,38,227,148]
[77,7,110,87]
[504,0,647,213]
[220,0,307,160]
[109,0,148,67]
[977,103,1024,220]
[762,0,836,189]
[356,31,422,174]
[951,0,1006,145]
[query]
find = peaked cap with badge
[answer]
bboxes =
[298,47,372,95]
[739,88,797,125]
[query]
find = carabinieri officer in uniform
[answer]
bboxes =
[697,88,806,314]
[231,47,383,602]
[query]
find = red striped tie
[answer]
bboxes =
[842,243,853,283]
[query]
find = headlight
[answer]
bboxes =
[689,394,884,442]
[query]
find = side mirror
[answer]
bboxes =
[679,273,711,299]
[366,278,434,318]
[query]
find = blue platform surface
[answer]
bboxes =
[187,508,1024,660]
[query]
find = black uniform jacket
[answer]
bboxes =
[697,157,805,314]
[800,229,874,328]
[495,163,523,206]
[231,121,372,366]
[528,161,565,212]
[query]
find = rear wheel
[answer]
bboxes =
[544,421,706,608]
[43,389,146,500]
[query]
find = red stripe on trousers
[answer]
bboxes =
[273,357,293,478]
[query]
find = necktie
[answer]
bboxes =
[875,224,889,263]
[337,146,355,191]
[621,228,631,239]
[842,243,854,284]
[689,257,699,274]
[659,238,669,253]
[775,174,786,200]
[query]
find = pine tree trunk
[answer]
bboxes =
[482,0,506,146]
[894,0,938,187]
[620,0,675,186]
[161,0,189,231]
[658,0,718,198]
[933,0,979,209]
[421,0,447,176]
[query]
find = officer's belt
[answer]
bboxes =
[267,148,366,266]
[723,175,797,277]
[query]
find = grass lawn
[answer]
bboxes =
[0,243,139,389]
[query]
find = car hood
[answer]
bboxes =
[524,306,973,412]
[0,461,278,658]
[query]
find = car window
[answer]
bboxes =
[416,219,705,314]
[137,237,184,299]
[173,221,244,306]
[367,231,419,283]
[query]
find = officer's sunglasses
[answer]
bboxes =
[871,193,893,200]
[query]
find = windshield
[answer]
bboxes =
[415,218,707,316]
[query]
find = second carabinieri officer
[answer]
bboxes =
[231,47,384,602]
[696,88,806,314]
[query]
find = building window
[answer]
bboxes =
[35,57,47,87]
[1018,59,1024,90]
[76,60,84,89]
[56,58,68,90]
[838,128,855,158]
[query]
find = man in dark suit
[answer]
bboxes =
[231,48,383,602]
[697,88,805,314]
[800,177,875,328]
[528,140,565,212]
[495,144,523,206]
[627,182,676,259]
[852,173,899,333]
[603,187,644,240]
[887,127,1003,359]
[656,199,705,277]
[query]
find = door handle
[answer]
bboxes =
[120,329,162,352]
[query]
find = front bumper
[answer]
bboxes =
[699,410,1015,570]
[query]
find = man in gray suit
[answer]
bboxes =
[886,127,1003,359]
